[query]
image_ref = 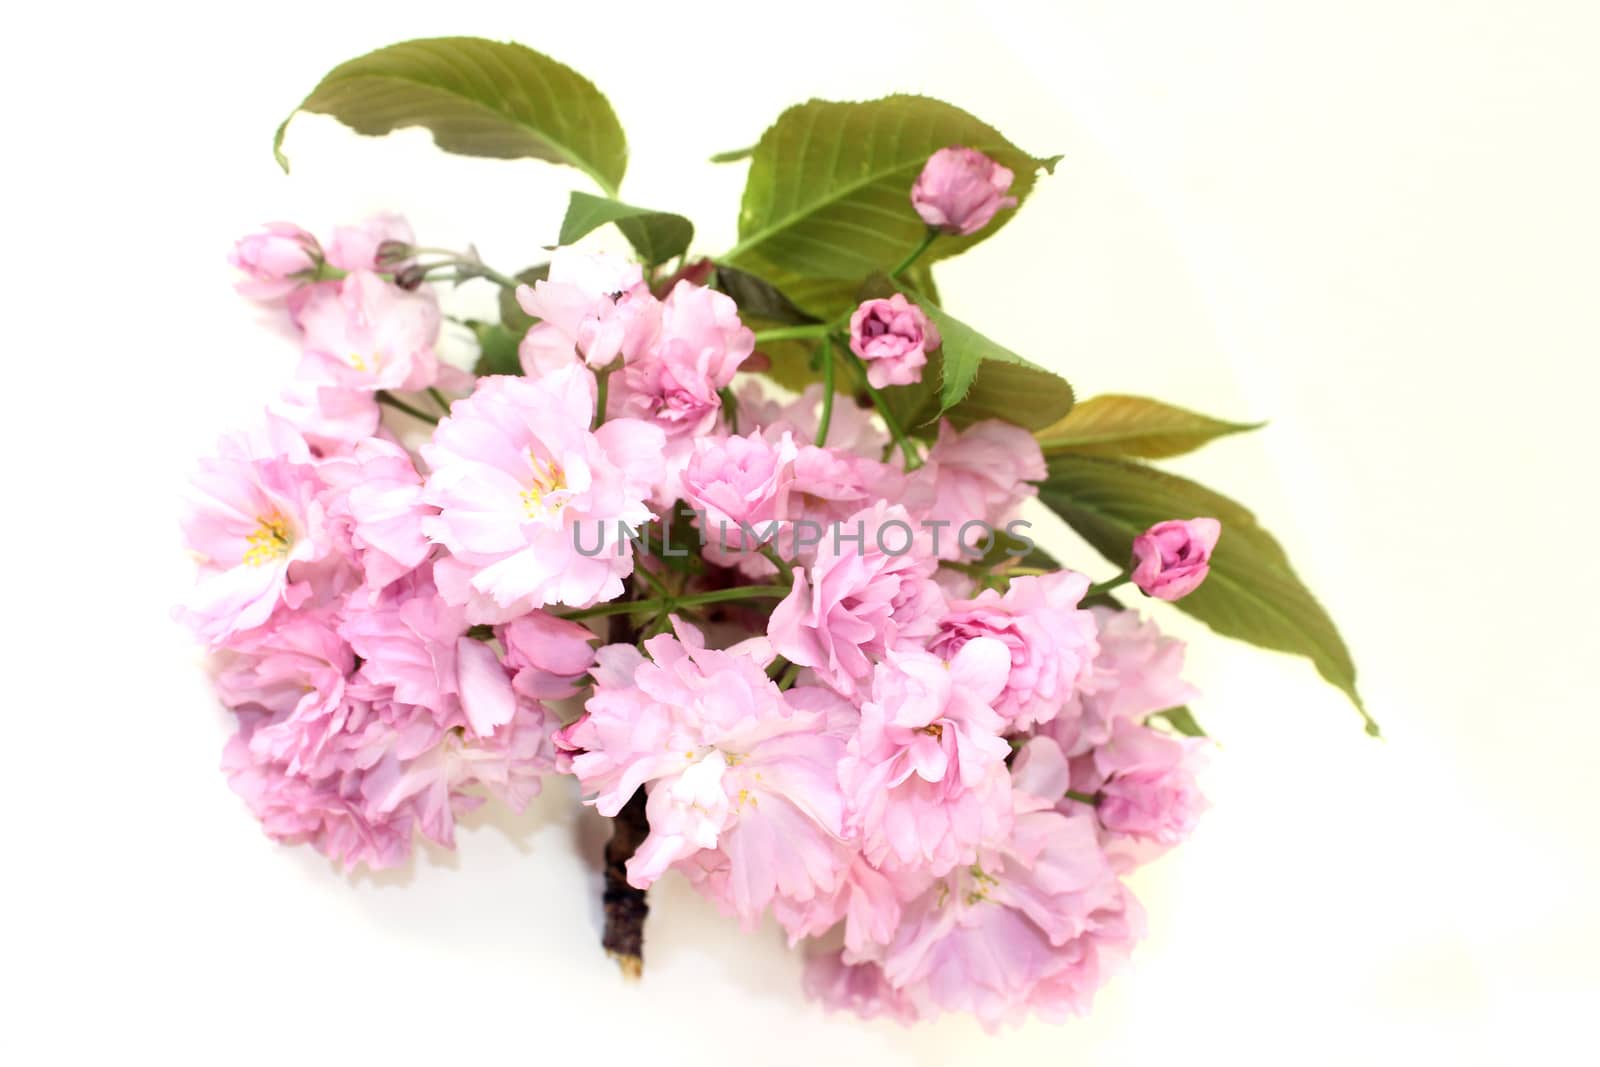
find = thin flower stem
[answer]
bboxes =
[1086,571,1130,598]
[593,367,612,430]
[377,392,439,424]
[890,228,939,278]
[427,387,452,415]
[844,349,922,471]
[752,324,831,345]
[815,337,836,447]
[1064,790,1100,806]
[633,562,671,598]
[759,546,795,587]
[561,584,790,622]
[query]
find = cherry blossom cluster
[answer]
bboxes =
[186,148,1219,1029]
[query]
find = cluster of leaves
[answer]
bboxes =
[275,36,1371,734]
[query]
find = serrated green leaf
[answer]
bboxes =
[274,37,627,195]
[558,192,693,266]
[712,266,820,326]
[1037,394,1263,459]
[881,297,1075,432]
[725,95,1057,278]
[1038,454,1374,735]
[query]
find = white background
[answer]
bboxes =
[3,1,1596,1063]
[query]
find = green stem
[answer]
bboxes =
[593,367,612,430]
[759,546,795,587]
[561,584,790,622]
[1086,570,1131,598]
[633,562,671,598]
[845,350,922,471]
[890,228,939,278]
[427,387,451,415]
[377,392,439,424]
[1064,790,1100,806]
[816,337,836,447]
[753,324,831,345]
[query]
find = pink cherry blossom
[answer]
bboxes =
[910,147,1018,236]
[738,382,890,460]
[296,270,442,393]
[849,295,940,389]
[557,620,851,925]
[873,807,1143,1029]
[420,367,666,615]
[928,571,1099,729]
[838,639,1015,875]
[1042,607,1198,756]
[903,419,1045,560]
[179,418,334,648]
[516,249,660,374]
[682,429,798,553]
[1078,718,1207,849]
[1131,517,1222,600]
[768,502,945,695]
[316,437,434,592]
[803,952,921,1025]
[499,611,596,701]
[229,222,319,300]
[269,380,381,454]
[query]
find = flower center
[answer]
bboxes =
[521,451,569,520]
[242,513,293,567]
[348,351,382,372]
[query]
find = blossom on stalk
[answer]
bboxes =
[849,295,940,389]
[516,249,660,375]
[1041,607,1198,756]
[420,367,665,617]
[317,437,434,593]
[557,620,852,925]
[768,502,945,695]
[838,639,1015,875]
[297,270,442,393]
[229,222,320,300]
[928,571,1099,730]
[903,420,1045,560]
[179,418,333,647]
[1076,718,1207,851]
[910,147,1018,236]
[1130,517,1221,601]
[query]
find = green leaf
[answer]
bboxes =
[469,321,522,376]
[1037,394,1263,458]
[1149,706,1207,737]
[558,192,693,266]
[881,297,1075,432]
[725,95,1058,278]
[497,264,549,335]
[1037,454,1374,735]
[274,37,627,195]
[713,266,820,327]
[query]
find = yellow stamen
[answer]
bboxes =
[520,451,568,519]
[242,513,293,567]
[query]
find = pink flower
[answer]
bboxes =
[179,418,333,648]
[803,953,920,1025]
[420,367,666,615]
[609,281,753,498]
[296,270,442,393]
[1131,518,1221,600]
[1042,607,1198,756]
[324,214,415,273]
[229,222,319,300]
[499,611,596,701]
[317,437,434,592]
[874,805,1143,1029]
[768,502,945,695]
[738,382,890,460]
[682,429,798,552]
[910,147,1018,236]
[839,639,1015,875]
[269,381,380,454]
[516,250,660,374]
[849,295,940,389]
[338,568,517,737]
[557,621,851,925]
[903,420,1046,560]
[1079,719,1207,848]
[929,571,1099,729]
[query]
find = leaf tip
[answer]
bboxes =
[1038,153,1064,174]
[272,115,294,173]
